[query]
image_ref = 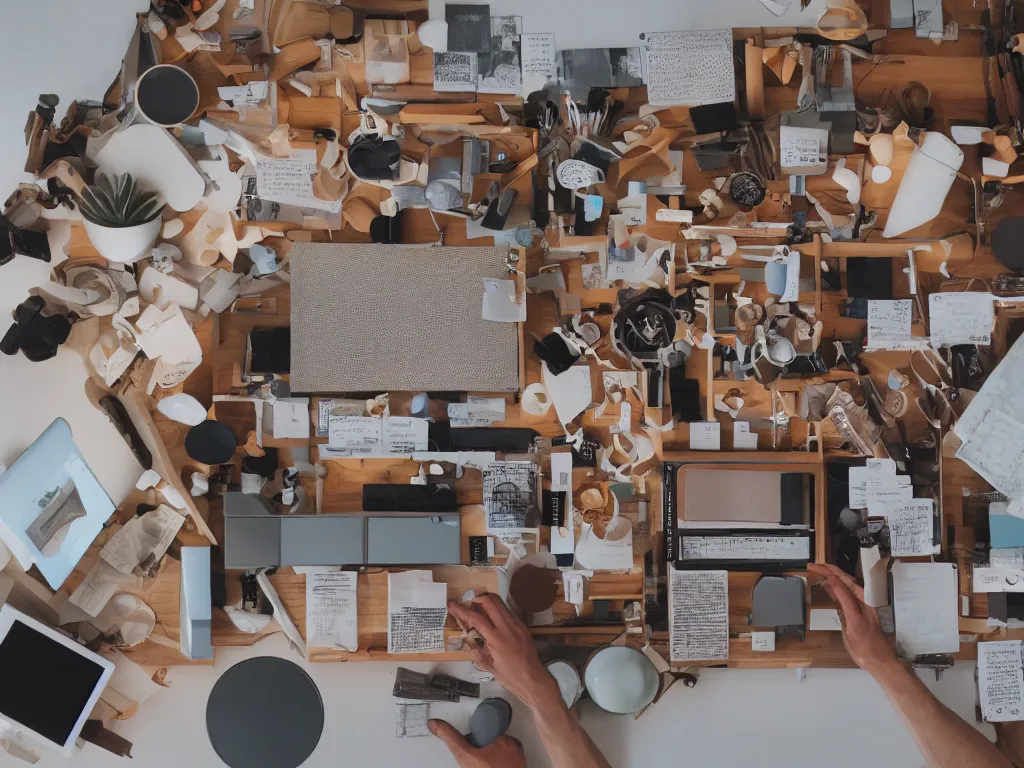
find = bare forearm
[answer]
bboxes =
[873,659,1012,768]
[524,680,611,768]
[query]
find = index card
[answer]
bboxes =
[690,421,721,451]
[979,641,1024,722]
[929,292,994,347]
[867,299,913,349]
[255,150,341,213]
[306,571,358,651]
[521,33,556,96]
[892,562,959,657]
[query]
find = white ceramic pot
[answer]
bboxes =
[583,645,660,715]
[83,215,161,264]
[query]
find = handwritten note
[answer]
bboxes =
[690,421,721,451]
[892,562,959,657]
[929,292,994,347]
[670,568,729,661]
[867,300,913,349]
[681,535,810,561]
[255,150,341,213]
[328,416,383,453]
[642,29,735,107]
[521,33,556,96]
[956,411,1024,501]
[979,641,1024,722]
[306,571,358,651]
[448,396,506,427]
[383,417,429,454]
[883,499,936,557]
[991,549,1024,569]
[751,632,776,652]
[780,126,827,169]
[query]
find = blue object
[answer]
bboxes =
[990,503,1024,548]
[181,546,214,660]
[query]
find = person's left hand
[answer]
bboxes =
[429,719,526,768]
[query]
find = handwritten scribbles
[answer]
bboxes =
[681,535,810,562]
[556,159,602,190]
[396,703,432,738]
[328,415,383,454]
[433,51,478,92]
[255,150,341,213]
[670,568,729,661]
[521,33,556,96]
[305,571,358,651]
[641,29,735,107]
[884,499,936,557]
[929,292,994,347]
[382,417,429,454]
[483,461,538,530]
[478,16,522,94]
[387,570,447,654]
[779,125,828,170]
[867,299,913,349]
[979,641,1024,722]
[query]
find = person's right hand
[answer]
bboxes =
[429,719,526,768]
[807,563,899,678]
[447,593,561,710]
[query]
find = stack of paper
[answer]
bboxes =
[387,571,447,654]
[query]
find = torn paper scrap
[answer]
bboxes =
[99,505,185,576]
[387,570,447,654]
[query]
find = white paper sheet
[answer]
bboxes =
[690,421,721,450]
[305,571,358,651]
[681,535,810,561]
[984,157,1010,178]
[387,570,448,654]
[979,641,1024,722]
[991,549,1024,569]
[263,399,310,439]
[867,300,913,349]
[448,396,507,427]
[317,398,364,437]
[328,416,383,453]
[879,499,936,557]
[848,466,868,508]
[955,410,1024,502]
[951,125,986,145]
[217,81,269,107]
[892,562,960,657]
[521,33,556,96]
[929,292,994,347]
[541,363,593,426]
[562,572,585,606]
[751,631,776,652]
[69,560,142,617]
[975,568,1024,593]
[550,452,576,560]
[255,150,341,213]
[99,506,185,576]
[482,278,525,322]
[383,417,430,453]
[780,126,828,170]
[670,568,729,661]
[642,29,735,106]
[733,422,759,450]
[134,304,203,388]
[809,608,843,631]
[955,334,1024,440]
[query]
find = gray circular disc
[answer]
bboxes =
[468,698,512,748]
[207,657,324,768]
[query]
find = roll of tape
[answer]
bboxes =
[522,382,552,416]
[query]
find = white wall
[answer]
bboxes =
[0,3,994,768]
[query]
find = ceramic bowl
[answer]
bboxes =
[583,646,660,714]
[83,215,161,264]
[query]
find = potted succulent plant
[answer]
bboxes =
[78,173,164,264]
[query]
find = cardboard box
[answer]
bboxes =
[270,0,358,47]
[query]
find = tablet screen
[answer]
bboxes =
[0,619,106,747]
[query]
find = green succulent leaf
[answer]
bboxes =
[79,172,164,228]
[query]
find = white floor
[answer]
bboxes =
[0,2,994,767]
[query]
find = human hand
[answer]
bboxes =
[808,564,899,678]
[447,593,561,710]
[429,719,526,768]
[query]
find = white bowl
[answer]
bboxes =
[83,215,161,264]
[583,646,660,714]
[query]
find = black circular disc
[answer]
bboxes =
[136,65,199,126]
[185,420,237,465]
[207,657,324,768]
[991,218,1024,271]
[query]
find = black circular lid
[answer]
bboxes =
[185,420,237,465]
[136,65,199,126]
[207,657,324,768]
[728,172,767,207]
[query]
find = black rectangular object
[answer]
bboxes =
[0,620,105,747]
[469,536,489,564]
[662,462,679,562]
[448,427,538,452]
[646,368,664,408]
[669,370,701,423]
[446,4,491,53]
[362,484,458,512]
[248,327,291,374]
[846,257,894,300]
[689,102,738,134]
[780,473,808,525]
[543,489,567,527]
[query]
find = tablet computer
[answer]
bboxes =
[0,605,114,755]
